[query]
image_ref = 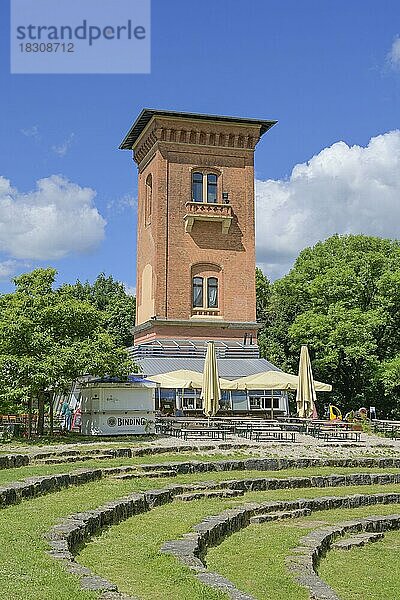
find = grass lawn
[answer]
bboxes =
[0,457,399,600]
[0,456,398,486]
[0,451,259,484]
[208,503,400,600]
[78,482,400,600]
[0,433,159,451]
[320,528,400,600]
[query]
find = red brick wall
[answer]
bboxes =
[134,116,261,341]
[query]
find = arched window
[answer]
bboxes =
[145,174,152,225]
[207,174,217,203]
[192,171,219,203]
[207,277,218,308]
[192,277,204,307]
[192,172,203,202]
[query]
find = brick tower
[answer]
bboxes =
[120,109,276,347]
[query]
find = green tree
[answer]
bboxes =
[0,269,132,435]
[255,268,271,358]
[61,273,136,347]
[259,235,400,416]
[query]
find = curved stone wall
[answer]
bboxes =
[46,475,400,600]
[287,514,400,600]
[1,461,400,510]
[162,493,400,599]
[3,448,400,472]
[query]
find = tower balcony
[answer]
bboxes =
[184,201,233,234]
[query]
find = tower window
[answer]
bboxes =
[192,172,203,202]
[193,277,204,307]
[207,174,217,203]
[145,174,152,225]
[207,277,218,308]
[192,276,219,309]
[192,171,219,203]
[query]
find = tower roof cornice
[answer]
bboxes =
[119,108,277,151]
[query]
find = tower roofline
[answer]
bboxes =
[119,108,277,150]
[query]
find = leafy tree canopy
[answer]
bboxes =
[0,269,133,420]
[60,273,136,347]
[257,235,400,417]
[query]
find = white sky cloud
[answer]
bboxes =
[20,125,40,140]
[52,133,75,157]
[0,175,106,260]
[256,130,400,280]
[124,284,136,297]
[387,36,400,70]
[107,193,137,213]
[0,260,18,280]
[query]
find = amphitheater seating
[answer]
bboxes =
[0,444,399,599]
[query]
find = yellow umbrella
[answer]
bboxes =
[226,370,332,391]
[201,341,221,418]
[150,369,204,389]
[150,369,232,390]
[296,345,318,418]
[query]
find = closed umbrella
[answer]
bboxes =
[201,341,221,418]
[296,345,318,419]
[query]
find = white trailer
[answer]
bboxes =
[80,381,156,436]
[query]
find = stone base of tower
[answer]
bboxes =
[133,318,261,345]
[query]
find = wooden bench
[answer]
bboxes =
[373,423,400,439]
[236,426,296,443]
[180,426,228,441]
[0,424,16,440]
[309,426,361,442]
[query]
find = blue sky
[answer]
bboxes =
[1,0,400,291]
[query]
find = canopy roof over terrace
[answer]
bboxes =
[149,368,331,392]
[224,371,332,391]
[149,369,232,390]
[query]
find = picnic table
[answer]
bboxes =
[307,424,361,442]
[235,425,296,443]
[372,420,400,440]
[180,426,228,441]
[0,423,21,439]
[156,418,230,441]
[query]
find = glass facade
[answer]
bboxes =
[157,387,287,415]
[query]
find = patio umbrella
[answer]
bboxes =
[149,369,232,390]
[225,370,332,391]
[296,345,318,419]
[150,370,204,389]
[201,341,221,418]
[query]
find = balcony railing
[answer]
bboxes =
[184,201,233,234]
[191,307,222,318]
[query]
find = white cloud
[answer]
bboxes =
[52,133,75,157]
[0,260,18,280]
[107,193,137,213]
[124,284,136,297]
[255,130,400,279]
[0,175,106,260]
[20,125,40,140]
[387,36,400,70]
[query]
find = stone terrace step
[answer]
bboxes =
[175,488,244,501]
[102,466,140,476]
[332,532,384,550]
[36,453,114,465]
[250,507,311,523]
[113,470,178,480]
